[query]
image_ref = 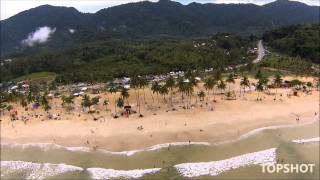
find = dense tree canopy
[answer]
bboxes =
[1,34,254,83]
[263,24,319,64]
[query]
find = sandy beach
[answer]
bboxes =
[1,77,319,151]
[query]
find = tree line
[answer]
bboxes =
[1,34,254,83]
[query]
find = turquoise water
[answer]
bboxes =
[1,120,319,179]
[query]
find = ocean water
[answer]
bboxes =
[1,120,319,180]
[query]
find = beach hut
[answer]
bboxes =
[124,105,132,117]
[282,80,291,88]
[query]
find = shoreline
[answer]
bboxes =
[1,115,318,153]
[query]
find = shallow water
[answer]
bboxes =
[1,120,319,179]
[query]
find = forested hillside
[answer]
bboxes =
[263,24,319,63]
[1,0,319,57]
[0,34,255,83]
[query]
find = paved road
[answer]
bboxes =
[235,40,265,69]
[253,40,265,64]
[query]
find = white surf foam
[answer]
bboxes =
[292,137,320,144]
[1,160,83,180]
[87,167,161,179]
[174,148,276,178]
[97,142,210,156]
[1,143,91,153]
[239,118,319,140]
[1,142,210,156]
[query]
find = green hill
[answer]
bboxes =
[1,0,319,57]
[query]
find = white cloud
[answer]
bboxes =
[69,29,76,34]
[22,26,56,46]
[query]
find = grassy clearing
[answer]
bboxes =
[13,72,57,83]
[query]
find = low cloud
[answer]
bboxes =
[22,26,56,46]
[69,29,76,34]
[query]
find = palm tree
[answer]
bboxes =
[290,79,302,90]
[0,103,7,116]
[212,79,218,102]
[20,96,28,110]
[217,80,226,94]
[6,104,13,112]
[61,95,74,111]
[103,99,110,111]
[213,70,222,101]
[165,76,175,107]
[139,77,148,104]
[41,92,51,113]
[198,90,206,103]
[214,70,222,82]
[48,81,57,91]
[255,69,263,79]
[240,76,250,95]
[116,97,124,109]
[109,87,118,114]
[27,90,34,104]
[120,88,130,105]
[91,96,100,106]
[256,78,265,100]
[273,73,283,100]
[306,82,313,92]
[185,69,193,79]
[81,94,92,112]
[159,84,169,102]
[151,81,161,105]
[185,82,194,109]
[177,77,185,103]
[204,77,214,104]
[226,73,235,93]
[131,76,142,116]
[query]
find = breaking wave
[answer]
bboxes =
[1,142,210,156]
[87,168,161,179]
[292,137,320,144]
[174,148,277,178]
[1,161,83,180]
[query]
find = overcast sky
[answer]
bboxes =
[1,0,319,20]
